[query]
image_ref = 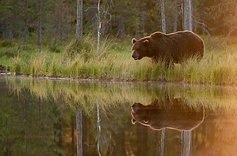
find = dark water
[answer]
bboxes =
[1,77,237,156]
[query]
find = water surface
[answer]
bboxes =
[1,76,237,156]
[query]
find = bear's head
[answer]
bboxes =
[131,102,152,126]
[131,38,150,60]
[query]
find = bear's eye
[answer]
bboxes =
[134,47,140,51]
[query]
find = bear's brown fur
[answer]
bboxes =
[131,31,204,66]
[131,98,204,131]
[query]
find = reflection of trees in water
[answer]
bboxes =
[3,78,237,155]
[76,108,83,156]
[96,101,101,156]
[0,80,201,156]
[52,102,64,156]
[0,83,77,156]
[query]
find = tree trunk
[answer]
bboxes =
[97,0,102,53]
[118,2,125,40]
[76,0,83,41]
[136,2,145,37]
[59,2,63,41]
[37,0,42,50]
[7,14,13,39]
[201,0,205,34]
[118,15,125,39]
[192,0,197,32]
[140,11,145,36]
[173,0,178,32]
[23,0,28,47]
[76,109,83,156]
[160,0,166,33]
[183,0,192,31]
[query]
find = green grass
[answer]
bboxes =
[1,36,237,85]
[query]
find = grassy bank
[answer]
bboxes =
[1,36,237,85]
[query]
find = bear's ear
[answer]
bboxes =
[132,38,137,44]
[131,118,136,124]
[143,39,149,46]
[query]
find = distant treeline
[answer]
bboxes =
[0,0,237,44]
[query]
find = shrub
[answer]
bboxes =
[64,35,95,58]
[49,42,62,53]
[0,40,14,47]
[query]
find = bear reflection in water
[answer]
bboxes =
[131,98,204,131]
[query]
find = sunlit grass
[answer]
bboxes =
[2,36,237,85]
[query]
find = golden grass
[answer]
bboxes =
[3,36,237,85]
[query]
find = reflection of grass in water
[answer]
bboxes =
[6,77,237,115]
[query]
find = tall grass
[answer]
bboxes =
[2,36,237,85]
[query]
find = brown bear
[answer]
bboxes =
[131,98,204,131]
[131,31,204,66]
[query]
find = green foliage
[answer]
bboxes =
[64,35,111,62]
[0,47,17,58]
[64,36,95,58]
[0,40,17,57]
[0,40,14,47]
[49,42,62,53]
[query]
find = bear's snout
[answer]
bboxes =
[132,51,141,60]
[131,103,144,112]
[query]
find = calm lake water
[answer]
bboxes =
[1,76,237,156]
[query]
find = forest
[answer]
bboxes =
[2,1,237,155]
[1,0,237,85]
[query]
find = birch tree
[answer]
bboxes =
[76,0,83,41]
[173,0,178,32]
[160,0,166,33]
[118,1,125,39]
[183,0,192,31]
[97,0,102,52]
[192,0,197,32]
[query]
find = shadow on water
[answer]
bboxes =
[1,77,237,155]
